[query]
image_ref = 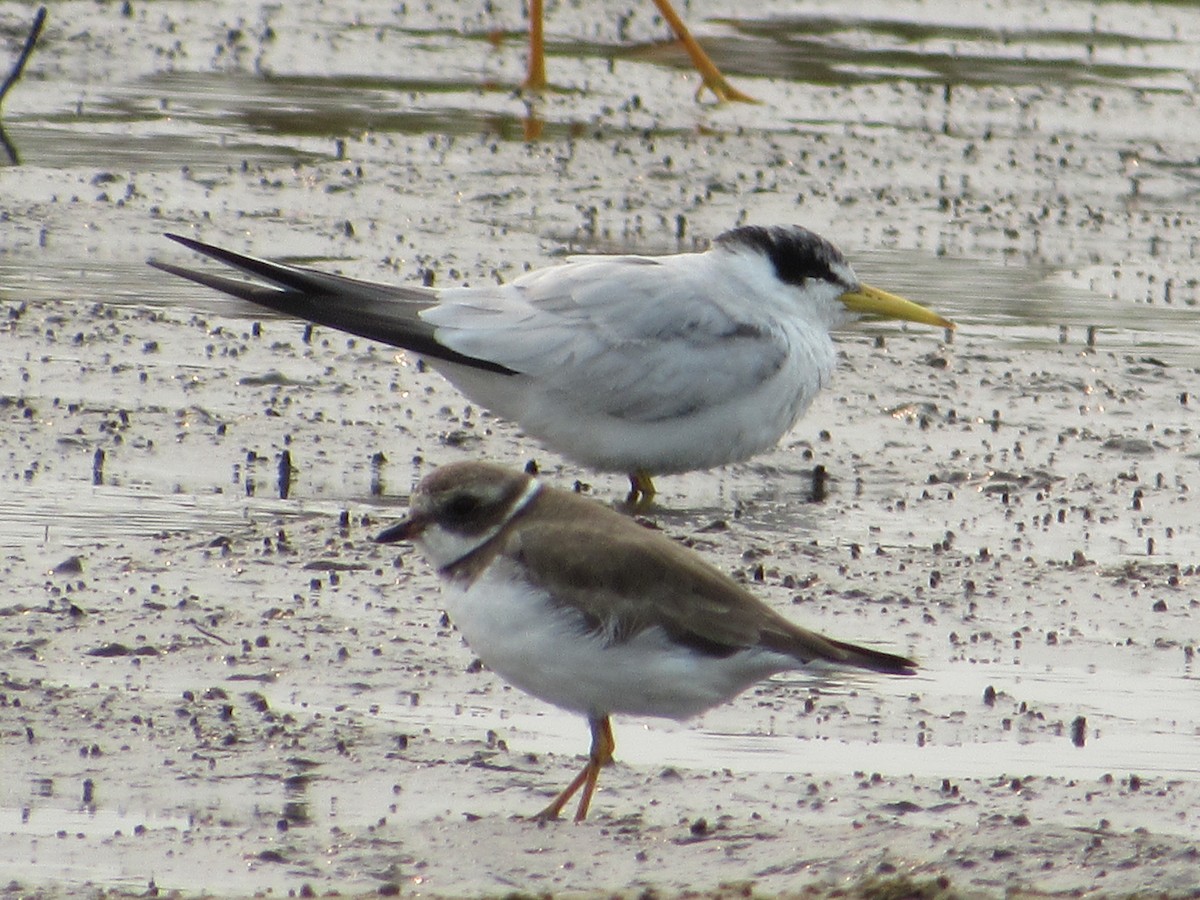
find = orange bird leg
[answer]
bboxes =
[533,715,615,822]
[524,0,547,90]
[650,0,757,103]
[625,470,657,507]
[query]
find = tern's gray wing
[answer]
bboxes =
[423,254,792,423]
[150,234,516,375]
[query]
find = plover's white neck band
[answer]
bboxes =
[437,476,542,574]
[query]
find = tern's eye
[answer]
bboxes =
[443,493,482,519]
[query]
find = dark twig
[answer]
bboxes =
[0,122,16,165]
[190,620,234,646]
[0,6,47,109]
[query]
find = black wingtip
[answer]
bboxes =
[866,646,918,676]
[151,230,520,376]
[163,232,205,251]
[145,258,191,278]
[146,234,200,271]
[827,636,918,676]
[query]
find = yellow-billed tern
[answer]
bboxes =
[151,224,952,501]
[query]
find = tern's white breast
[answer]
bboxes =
[442,557,795,720]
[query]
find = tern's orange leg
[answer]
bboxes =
[625,470,657,507]
[533,715,615,822]
[649,0,757,103]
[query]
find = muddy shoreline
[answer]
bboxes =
[3,1,1200,896]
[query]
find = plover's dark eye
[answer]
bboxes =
[443,493,482,518]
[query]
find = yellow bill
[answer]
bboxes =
[840,283,954,329]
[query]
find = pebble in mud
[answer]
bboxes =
[1071,716,1087,748]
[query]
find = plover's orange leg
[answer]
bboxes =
[571,716,615,821]
[533,715,615,822]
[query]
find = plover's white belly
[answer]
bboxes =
[442,559,794,720]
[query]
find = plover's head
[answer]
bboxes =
[376,462,541,569]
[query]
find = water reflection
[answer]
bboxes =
[856,249,1200,365]
[282,772,314,827]
[721,16,1188,88]
[0,481,330,550]
[1,800,192,837]
[2,7,1195,172]
[363,664,1200,781]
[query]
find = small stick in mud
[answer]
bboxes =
[190,620,234,646]
[0,6,47,109]
[0,6,47,164]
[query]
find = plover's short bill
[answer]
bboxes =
[152,225,951,502]
[376,460,916,821]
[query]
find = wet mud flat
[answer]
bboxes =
[4,295,1199,899]
[3,0,1200,897]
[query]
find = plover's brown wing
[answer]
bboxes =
[505,506,915,676]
